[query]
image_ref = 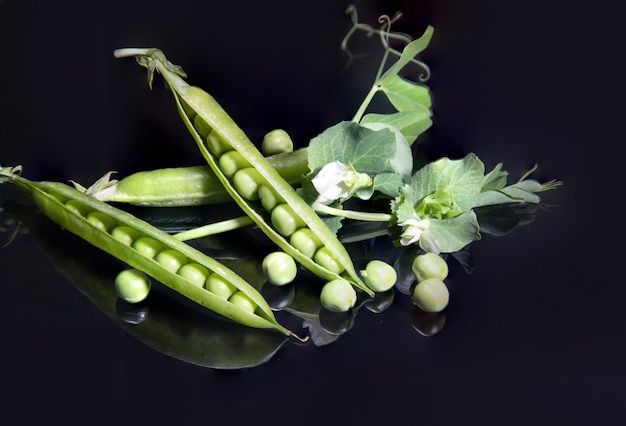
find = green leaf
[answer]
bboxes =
[481,163,508,190]
[307,121,410,179]
[372,173,403,197]
[427,211,481,253]
[393,153,485,224]
[361,110,432,145]
[381,26,434,81]
[379,74,432,111]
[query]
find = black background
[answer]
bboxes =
[1,0,624,424]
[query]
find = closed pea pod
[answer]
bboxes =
[114,48,374,297]
[0,166,301,339]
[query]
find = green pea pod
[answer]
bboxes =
[3,203,288,369]
[114,48,374,297]
[0,165,302,339]
[89,148,309,207]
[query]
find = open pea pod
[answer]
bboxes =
[3,202,288,369]
[0,166,301,339]
[114,48,374,297]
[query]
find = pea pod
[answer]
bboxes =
[114,48,375,297]
[0,165,301,339]
[4,203,288,369]
[88,148,309,207]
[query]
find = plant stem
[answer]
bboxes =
[173,216,254,241]
[312,202,392,222]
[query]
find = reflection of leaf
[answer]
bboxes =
[475,203,539,236]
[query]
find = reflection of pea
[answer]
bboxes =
[319,308,355,336]
[411,306,446,337]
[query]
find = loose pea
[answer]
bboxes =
[289,228,322,258]
[155,249,188,273]
[86,211,117,232]
[193,114,212,138]
[314,246,345,275]
[132,237,164,259]
[229,291,257,314]
[219,150,251,178]
[412,278,449,313]
[262,251,298,286]
[320,279,357,313]
[412,253,449,282]
[64,199,90,216]
[178,263,209,287]
[271,203,305,237]
[205,273,238,299]
[115,269,151,304]
[361,260,397,292]
[232,167,264,200]
[111,226,141,246]
[258,185,283,212]
[261,129,293,155]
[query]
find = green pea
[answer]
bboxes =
[65,199,90,216]
[205,273,237,299]
[258,185,284,212]
[206,132,231,157]
[193,114,212,138]
[132,237,164,259]
[86,211,117,232]
[178,263,210,287]
[115,269,151,304]
[111,226,141,246]
[412,278,449,313]
[261,129,293,155]
[229,291,257,314]
[262,251,298,286]
[232,167,264,201]
[361,260,397,292]
[271,203,306,237]
[314,246,345,275]
[412,253,449,282]
[219,150,251,178]
[155,249,188,273]
[320,279,357,313]
[289,228,322,258]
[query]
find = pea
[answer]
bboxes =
[289,228,322,258]
[219,150,251,178]
[271,203,305,237]
[412,278,449,313]
[193,114,212,138]
[206,132,231,157]
[65,199,90,216]
[314,246,345,275]
[320,279,357,313]
[412,253,449,282]
[155,249,188,273]
[262,251,298,286]
[258,185,284,212]
[232,167,264,200]
[133,237,164,259]
[178,263,209,287]
[86,211,117,232]
[115,269,151,304]
[205,273,237,299]
[229,291,257,314]
[361,260,397,292]
[111,226,141,246]
[261,129,293,155]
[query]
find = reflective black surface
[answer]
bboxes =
[1,0,623,424]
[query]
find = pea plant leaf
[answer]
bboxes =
[379,74,432,112]
[361,109,432,145]
[426,211,481,254]
[380,25,434,82]
[307,121,411,182]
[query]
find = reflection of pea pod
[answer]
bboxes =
[6,203,287,369]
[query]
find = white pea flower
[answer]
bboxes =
[311,161,372,204]
[398,218,431,246]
